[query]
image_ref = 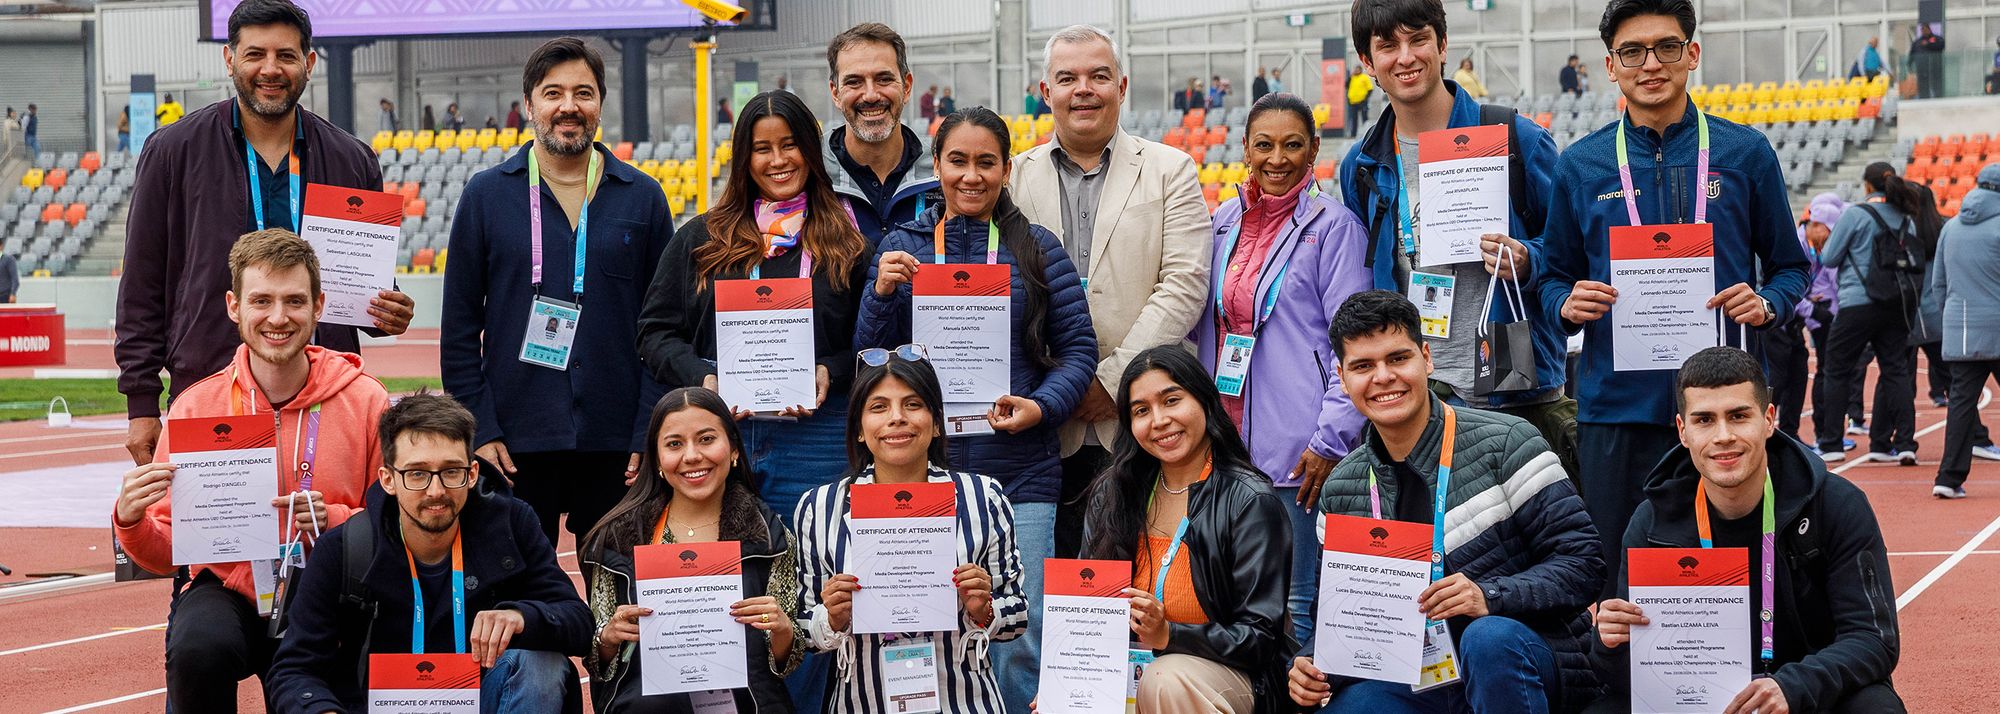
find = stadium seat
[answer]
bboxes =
[1205,126,1227,146]
[476,129,498,150]
[63,203,86,226]
[1164,127,1187,148]
[412,247,436,272]
[40,203,62,223]
[405,197,427,217]
[1198,163,1222,185]
[20,169,42,189]
[392,130,416,151]
[44,169,67,190]
[372,131,394,152]
[414,131,437,150]
[614,142,635,161]
[1314,160,1337,181]
[79,152,101,172]
[1182,108,1205,129]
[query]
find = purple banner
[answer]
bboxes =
[203,0,723,41]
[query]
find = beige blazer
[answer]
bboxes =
[1010,130,1212,453]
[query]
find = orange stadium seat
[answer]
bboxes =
[613,142,634,161]
[1205,126,1227,146]
[79,152,101,172]
[405,197,426,217]
[382,181,400,194]
[40,203,62,222]
[44,169,67,189]
[1182,108,1205,128]
[64,203,86,225]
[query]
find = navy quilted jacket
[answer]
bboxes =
[853,206,1098,504]
[1315,398,1605,711]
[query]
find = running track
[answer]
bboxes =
[1,333,1994,711]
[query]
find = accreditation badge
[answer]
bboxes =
[1215,334,1256,397]
[1125,648,1156,714]
[1412,619,1464,691]
[518,296,581,370]
[878,637,943,714]
[1408,272,1456,339]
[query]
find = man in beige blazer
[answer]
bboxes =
[1009,23,1210,539]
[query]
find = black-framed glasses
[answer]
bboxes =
[391,466,472,491]
[856,343,929,369]
[1613,40,1688,67]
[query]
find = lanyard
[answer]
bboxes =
[1211,218,1298,329]
[527,145,602,297]
[1367,404,1458,588]
[404,530,468,654]
[747,249,814,280]
[1392,133,1418,257]
[932,217,1001,265]
[229,372,322,490]
[1148,461,1213,603]
[1695,475,1776,672]
[1615,107,1710,226]
[239,107,301,232]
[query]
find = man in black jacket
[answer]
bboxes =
[1590,347,1903,713]
[264,395,591,714]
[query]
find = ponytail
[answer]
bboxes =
[993,189,1057,370]
[1864,161,1941,251]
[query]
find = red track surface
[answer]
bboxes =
[2,336,1995,712]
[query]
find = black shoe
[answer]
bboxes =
[1933,396,1950,408]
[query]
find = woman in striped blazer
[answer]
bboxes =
[792,347,1029,713]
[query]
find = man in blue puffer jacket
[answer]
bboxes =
[1536,0,1810,587]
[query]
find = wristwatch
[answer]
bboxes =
[1758,296,1776,325]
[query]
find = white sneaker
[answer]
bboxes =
[1973,445,2000,461]
[1867,451,1902,463]
[1847,421,1869,435]
[1820,450,1848,463]
[1899,451,1919,466]
[1934,485,1968,499]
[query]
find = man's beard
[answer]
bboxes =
[843,99,900,143]
[235,73,303,119]
[535,111,596,155]
[404,498,461,533]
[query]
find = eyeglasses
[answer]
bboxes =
[391,466,472,491]
[856,343,930,369]
[1613,40,1688,68]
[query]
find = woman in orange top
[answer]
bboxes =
[1081,345,1294,714]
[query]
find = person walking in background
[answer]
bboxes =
[1453,57,1489,98]
[1344,68,1373,138]
[1559,54,1582,96]
[1932,164,2000,499]
[938,86,956,116]
[1858,36,1885,80]
[1251,66,1271,102]
[1774,195,1847,446]
[117,106,131,152]
[1175,77,1206,115]
[377,97,396,133]
[1269,66,1286,94]
[155,93,184,126]
[22,104,36,156]
[1816,163,1929,466]
[919,84,937,121]
[419,104,436,132]
[505,99,521,129]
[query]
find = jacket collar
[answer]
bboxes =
[1360,394,1450,478]
[497,141,642,186]
[1642,434,1830,537]
[1619,97,1702,145]
[822,123,940,200]
[1357,79,1479,166]
[364,479,518,596]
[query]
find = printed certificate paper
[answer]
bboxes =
[1037,559,1132,714]
[849,481,959,634]
[1629,547,1751,714]
[913,264,1011,404]
[637,540,749,696]
[1313,514,1433,685]
[298,184,402,328]
[368,652,479,714]
[715,278,816,413]
[1416,125,1510,268]
[169,414,280,566]
[1610,224,1718,372]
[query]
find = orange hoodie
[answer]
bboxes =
[114,345,390,605]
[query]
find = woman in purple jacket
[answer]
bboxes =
[1191,93,1372,644]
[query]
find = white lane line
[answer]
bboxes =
[0,622,164,657]
[43,688,167,713]
[0,431,126,446]
[1898,513,2000,611]
[1889,549,2000,557]
[0,443,126,460]
[0,572,115,603]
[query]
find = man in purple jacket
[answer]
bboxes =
[116,0,414,465]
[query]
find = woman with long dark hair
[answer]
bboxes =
[1082,345,1292,714]
[850,106,1096,707]
[792,350,1027,714]
[638,90,872,519]
[580,387,801,712]
[1815,162,1934,463]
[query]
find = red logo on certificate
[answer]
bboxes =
[169,414,278,452]
[915,263,1009,297]
[717,278,812,311]
[1045,558,1130,598]
[1629,547,1749,588]
[1609,223,1714,261]
[636,540,743,580]
[305,184,403,226]
[851,481,955,518]
[369,652,479,690]
[1417,124,1506,163]
[1322,513,1432,561]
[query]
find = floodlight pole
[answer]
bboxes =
[693,20,717,214]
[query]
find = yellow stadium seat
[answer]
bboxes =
[21,169,42,189]
[520,127,536,144]
[678,161,700,180]
[716,143,733,161]
[498,128,520,146]
[1776,81,1801,103]
[1034,115,1055,139]
[474,132,497,150]
[435,249,448,274]
[396,264,410,274]
[1198,163,1223,185]
[1837,99,1860,120]
[413,131,436,150]
[392,130,416,151]
[1218,184,1239,202]
[1224,162,1248,185]
[436,129,456,145]
[371,131,394,152]
[1312,103,1332,128]
[669,195,687,216]
[639,160,662,177]
[1751,82,1777,104]
[456,132,479,151]
[663,177,683,195]
[594,126,604,142]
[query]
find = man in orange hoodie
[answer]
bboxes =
[112,227,390,711]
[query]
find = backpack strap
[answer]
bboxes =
[1479,103,1545,239]
[341,516,380,688]
[1354,164,1391,270]
[1855,203,1905,240]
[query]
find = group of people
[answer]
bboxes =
[378,97,505,134]
[106,0,1928,712]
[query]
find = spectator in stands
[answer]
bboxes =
[919,83,937,121]
[1816,163,1927,466]
[1339,0,1582,503]
[1453,57,1488,98]
[1932,164,2000,499]
[1011,23,1210,649]
[505,99,521,129]
[21,104,36,156]
[717,97,733,126]
[1208,73,1228,108]
[442,35,670,550]
[1194,92,1371,646]
[1290,291,1604,712]
[445,101,466,131]
[1344,66,1373,137]
[1560,54,1582,96]
[938,85,956,116]
[156,92,184,126]
[820,23,941,245]
[1538,0,1809,593]
[1591,347,1904,714]
[636,89,868,714]
[776,74,796,95]
[1856,36,1884,80]
[118,106,130,152]
[376,97,395,132]
[0,247,17,302]
[1175,76,1206,114]
[114,229,392,712]
[483,114,497,129]
[1270,67,1286,94]
[1252,65,1271,102]
[420,103,436,132]
[1026,83,1043,116]
[117,0,414,467]
[1911,23,1945,100]
[264,394,591,714]
[1987,37,2000,95]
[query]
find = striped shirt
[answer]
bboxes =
[794,464,1028,714]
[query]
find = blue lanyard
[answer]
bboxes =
[1213,187,1316,329]
[1393,137,1418,257]
[527,146,601,298]
[1149,462,1212,604]
[405,531,467,654]
[239,107,301,232]
[1366,404,1458,587]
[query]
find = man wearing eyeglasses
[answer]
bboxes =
[266,393,592,714]
[1536,0,1810,595]
[112,229,392,710]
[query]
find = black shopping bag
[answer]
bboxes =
[1475,248,1537,396]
